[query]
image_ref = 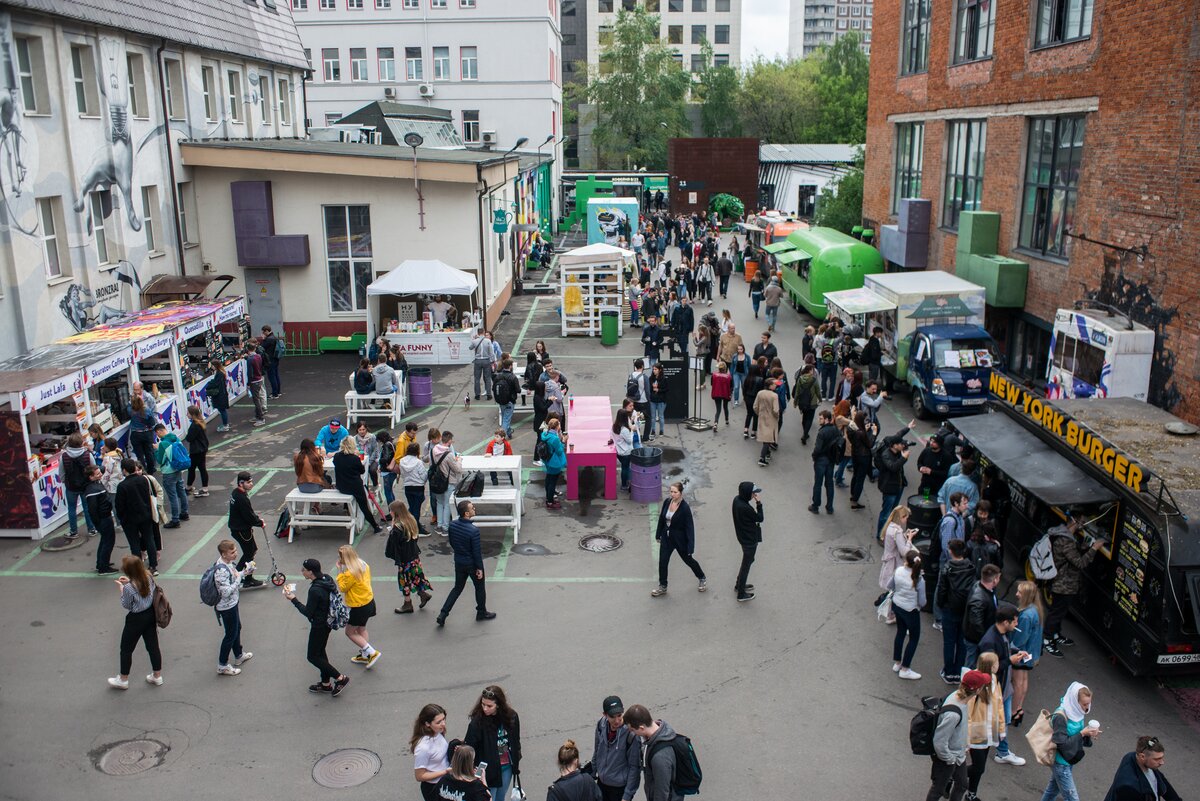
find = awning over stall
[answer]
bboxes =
[952,413,1117,507]
[762,241,796,254]
[824,287,894,317]
[367,260,479,297]
[775,249,808,265]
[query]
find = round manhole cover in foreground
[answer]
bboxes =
[95,739,169,776]
[580,534,623,553]
[313,749,381,788]
[828,546,869,563]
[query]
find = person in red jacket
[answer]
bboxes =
[710,361,732,432]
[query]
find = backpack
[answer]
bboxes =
[534,434,552,464]
[910,696,962,756]
[647,735,703,795]
[62,452,91,492]
[493,373,515,405]
[455,471,484,498]
[199,561,222,606]
[326,585,351,630]
[1029,532,1058,580]
[152,585,173,629]
[274,337,286,360]
[428,451,451,494]
[169,440,192,471]
[820,342,836,364]
[872,438,891,474]
[626,374,640,401]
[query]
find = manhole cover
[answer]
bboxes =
[580,534,623,553]
[94,738,169,776]
[828,546,869,563]
[312,749,381,789]
[512,543,550,555]
[40,535,86,553]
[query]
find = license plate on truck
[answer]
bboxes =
[1156,653,1200,665]
[962,398,986,406]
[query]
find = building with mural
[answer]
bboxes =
[0,0,308,359]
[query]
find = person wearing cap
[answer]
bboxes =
[876,422,917,538]
[926,670,991,801]
[282,558,350,697]
[228,472,265,588]
[315,418,349,455]
[1103,736,1180,801]
[732,482,763,602]
[591,696,641,801]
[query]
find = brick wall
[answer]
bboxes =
[667,138,760,218]
[864,0,1200,422]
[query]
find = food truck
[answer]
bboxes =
[772,227,884,318]
[0,298,249,539]
[950,380,1200,675]
[824,271,997,418]
[1046,307,1156,401]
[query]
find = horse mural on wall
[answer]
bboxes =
[0,15,36,237]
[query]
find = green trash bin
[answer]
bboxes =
[600,309,620,346]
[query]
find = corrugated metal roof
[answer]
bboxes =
[758,144,860,164]
[6,0,308,70]
[382,118,464,149]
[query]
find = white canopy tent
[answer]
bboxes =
[366,259,479,338]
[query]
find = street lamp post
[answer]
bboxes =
[403,131,426,231]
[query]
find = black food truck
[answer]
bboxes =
[947,375,1200,676]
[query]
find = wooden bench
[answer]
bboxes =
[284,487,364,544]
[345,370,407,427]
[496,391,537,427]
[456,455,524,542]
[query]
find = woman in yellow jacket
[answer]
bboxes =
[966,651,1007,800]
[336,545,380,668]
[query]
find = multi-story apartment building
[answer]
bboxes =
[789,0,873,59]
[864,0,1200,422]
[561,0,588,168]
[292,0,563,163]
[0,1,308,358]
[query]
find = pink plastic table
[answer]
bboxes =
[565,428,617,501]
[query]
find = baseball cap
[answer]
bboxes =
[751,485,763,495]
[329,418,341,428]
[961,670,991,691]
[602,696,624,716]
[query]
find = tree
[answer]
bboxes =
[736,56,821,144]
[695,41,742,137]
[586,7,691,170]
[814,150,864,233]
[812,32,869,144]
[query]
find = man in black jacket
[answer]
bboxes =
[1103,736,1181,801]
[752,331,778,363]
[875,430,913,535]
[283,557,350,696]
[715,251,733,298]
[641,316,663,369]
[115,458,158,574]
[492,357,521,439]
[84,465,116,574]
[978,603,1030,766]
[917,434,957,496]
[935,539,976,683]
[229,471,266,587]
[861,326,883,382]
[962,563,1001,667]
[732,482,764,602]
[437,500,495,626]
[809,411,841,514]
[670,296,694,358]
[261,324,282,399]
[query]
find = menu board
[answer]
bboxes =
[1113,510,1152,622]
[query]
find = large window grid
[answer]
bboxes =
[954,0,995,63]
[1019,115,1086,260]
[324,205,373,313]
[900,0,930,75]
[942,120,986,229]
[1035,0,1094,47]
[892,122,924,214]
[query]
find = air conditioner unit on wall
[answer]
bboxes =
[481,130,498,145]
[384,86,396,98]
[418,83,435,97]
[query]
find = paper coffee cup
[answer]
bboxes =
[1088,719,1100,729]
[285,583,296,594]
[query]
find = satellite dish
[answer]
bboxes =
[403,132,424,148]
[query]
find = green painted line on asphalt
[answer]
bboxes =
[1,570,646,583]
[511,296,542,355]
[648,501,660,565]
[209,408,327,452]
[493,526,513,580]
[0,542,46,576]
[163,471,277,574]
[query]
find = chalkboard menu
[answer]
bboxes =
[659,359,688,421]
[1114,509,1152,622]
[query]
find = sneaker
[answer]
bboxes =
[476,611,497,621]
[1054,635,1075,646]
[97,565,118,575]
[185,487,193,496]
[364,651,382,669]
[216,425,230,432]
[698,578,707,592]
[151,569,160,577]
[994,752,1026,766]
[107,676,129,690]
[892,662,902,673]
[242,577,265,588]
[66,532,79,540]
[851,503,866,510]
[736,592,755,602]
[1043,640,1064,658]
[196,489,210,497]
[309,682,333,694]
[145,673,163,686]
[331,675,350,697]
[808,505,819,514]
[932,621,943,631]
[163,521,180,530]
[898,668,922,680]
[350,654,369,665]
[252,419,266,427]
[88,529,99,537]
[217,665,242,676]
[940,673,960,685]
[436,614,447,627]
[179,513,190,521]
[234,652,254,666]
[532,460,544,468]
[757,459,769,467]
[650,586,668,597]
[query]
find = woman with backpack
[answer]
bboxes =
[108,555,163,690]
[1040,682,1100,801]
[333,437,382,534]
[386,499,433,614]
[540,418,567,511]
[209,361,232,433]
[184,405,210,498]
[887,549,925,680]
[283,558,350,697]
[59,432,97,538]
[464,685,523,801]
[335,544,380,668]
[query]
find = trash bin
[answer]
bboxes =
[630,446,663,503]
[600,309,620,346]
[409,367,433,408]
[744,260,759,282]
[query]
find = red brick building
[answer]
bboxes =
[862,0,1200,422]
[667,138,760,218]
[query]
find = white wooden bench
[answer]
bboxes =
[455,455,524,541]
[346,371,407,428]
[285,487,364,544]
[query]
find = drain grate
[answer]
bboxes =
[312,749,381,789]
[828,546,870,563]
[579,534,623,553]
[94,739,169,776]
[512,543,550,556]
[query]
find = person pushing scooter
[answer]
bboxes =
[229,471,266,589]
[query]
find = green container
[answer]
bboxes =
[318,332,367,353]
[973,254,1029,308]
[861,228,875,244]
[955,212,1001,256]
[600,309,620,346]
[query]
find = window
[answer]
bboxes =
[164,59,185,119]
[462,109,480,142]
[622,0,636,9]
[177,182,196,245]
[716,0,730,10]
[90,191,111,264]
[851,19,861,27]
[259,77,272,123]
[837,5,848,15]
[304,48,312,68]
[599,26,614,46]
[668,0,683,11]
[70,44,99,115]
[460,46,478,80]
[692,0,706,10]
[403,0,419,7]
[942,120,986,229]
[900,0,930,75]
[377,48,396,81]
[432,0,447,7]
[837,18,847,29]
[277,78,291,124]
[645,0,660,9]
[433,46,450,80]
[202,66,217,120]
[851,4,861,13]
[461,0,476,6]
[690,53,705,72]
[953,0,995,62]
[14,36,47,112]
[325,112,343,125]
[1035,0,1094,47]
[892,121,924,214]
[141,186,160,252]
[322,48,341,81]
[320,0,336,8]
[1019,114,1086,259]
[1052,333,1105,386]
[667,25,683,44]
[376,0,391,6]
[324,205,373,313]
[293,0,308,8]
[226,70,243,121]
[405,47,423,80]
[714,24,730,44]
[691,25,706,44]
[563,0,576,15]
[350,48,369,81]
[127,53,148,118]
[563,32,577,45]
[714,53,729,67]
[599,0,613,10]
[348,0,364,8]
[38,198,66,279]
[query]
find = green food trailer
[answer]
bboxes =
[773,227,885,318]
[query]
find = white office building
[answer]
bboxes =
[788,0,872,59]
[589,0,742,73]
[293,0,563,162]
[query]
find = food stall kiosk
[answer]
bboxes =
[364,259,482,366]
[0,298,249,539]
[948,374,1200,675]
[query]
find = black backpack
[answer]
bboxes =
[534,434,552,464]
[647,735,703,795]
[62,452,91,492]
[626,374,641,401]
[872,438,890,475]
[428,451,451,494]
[493,373,515,405]
[910,696,962,755]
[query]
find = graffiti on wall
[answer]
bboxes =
[0,16,36,236]
[74,35,141,230]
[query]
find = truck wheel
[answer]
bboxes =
[912,390,929,420]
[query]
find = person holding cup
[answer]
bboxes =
[539,418,567,511]
[1041,682,1099,801]
[283,558,350,697]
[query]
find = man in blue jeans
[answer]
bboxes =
[808,411,840,514]
[875,433,912,536]
[437,501,496,627]
[935,539,975,683]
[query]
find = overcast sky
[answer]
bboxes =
[742,0,790,62]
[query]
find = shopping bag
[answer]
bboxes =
[510,775,526,800]
[1025,709,1057,766]
[875,591,893,622]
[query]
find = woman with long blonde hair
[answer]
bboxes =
[878,506,916,623]
[386,499,433,615]
[336,544,379,668]
[333,435,381,533]
[1008,580,1045,727]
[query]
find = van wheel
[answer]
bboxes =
[912,390,929,420]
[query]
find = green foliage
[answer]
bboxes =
[694,41,743,138]
[709,193,745,221]
[814,149,865,233]
[586,7,691,170]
